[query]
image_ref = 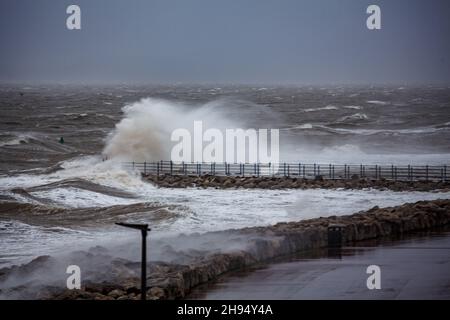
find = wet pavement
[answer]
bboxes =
[189,230,450,300]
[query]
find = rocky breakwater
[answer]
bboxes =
[1,199,449,300]
[143,174,450,191]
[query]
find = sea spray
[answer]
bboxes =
[102,98,240,162]
[102,98,281,163]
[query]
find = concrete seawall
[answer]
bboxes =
[51,199,450,300]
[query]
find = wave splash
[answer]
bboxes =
[102,98,249,162]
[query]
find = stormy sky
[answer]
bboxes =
[0,0,449,85]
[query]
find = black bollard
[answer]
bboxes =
[116,222,151,300]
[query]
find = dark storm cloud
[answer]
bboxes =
[0,0,449,84]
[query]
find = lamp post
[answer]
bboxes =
[115,222,151,300]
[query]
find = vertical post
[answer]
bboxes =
[283,163,286,177]
[157,162,160,176]
[444,165,447,182]
[170,161,173,175]
[391,165,394,180]
[375,165,378,180]
[115,223,150,301]
[426,165,429,182]
[144,161,146,175]
[329,164,332,179]
[287,164,290,177]
[132,161,135,170]
[314,163,317,176]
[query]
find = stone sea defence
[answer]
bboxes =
[1,199,449,300]
[143,174,450,191]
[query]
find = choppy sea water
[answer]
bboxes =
[0,84,449,267]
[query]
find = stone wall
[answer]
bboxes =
[143,174,450,191]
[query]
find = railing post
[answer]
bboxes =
[329,164,332,179]
[283,163,287,177]
[144,161,146,175]
[426,165,429,181]
[157,162,160,176]
[170,161,173,175]
[444,165,447,182]
[132,161,135,170]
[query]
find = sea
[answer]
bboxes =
[1,84,450,268]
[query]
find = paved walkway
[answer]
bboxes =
[189,231,450,300]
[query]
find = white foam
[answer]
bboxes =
[343,105,362,110]
[337,113,368,122]
[367,100,388,105]
[0,134,31,147]
[304,105,338,112]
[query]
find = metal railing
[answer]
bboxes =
[122,161,449,182]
